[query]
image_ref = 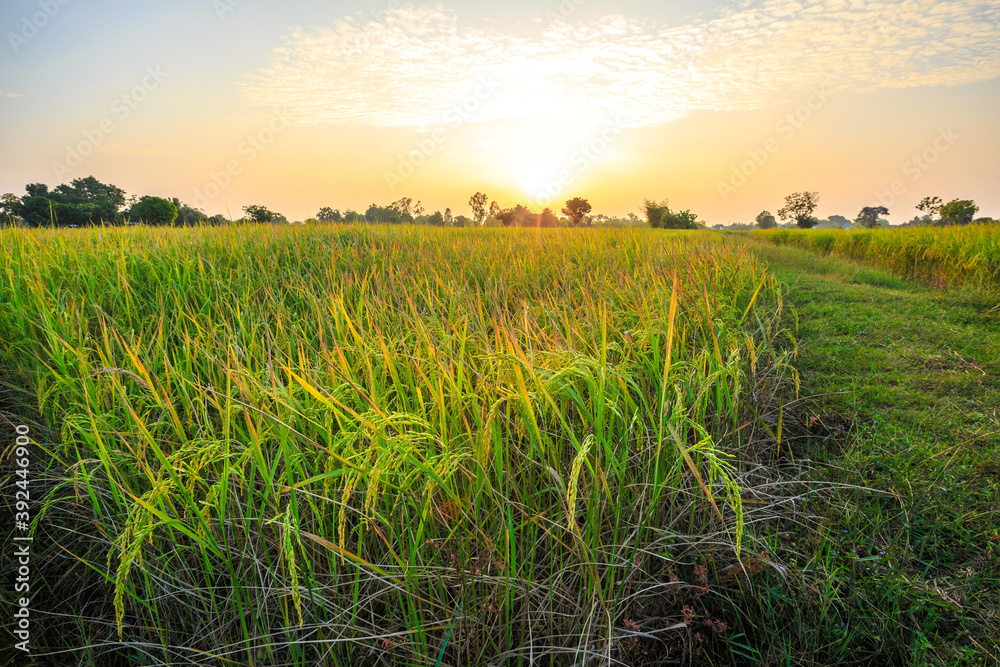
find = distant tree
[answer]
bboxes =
[170,198,208,226]
[207,214,229,225]
[428,210,445,226]
[539,207,559,227]
[939,199,978,225]
[365,201,412,224]
[242,204,274,224]
[755,210,777,229]
[562,197,592,226]
[129,196,178,226]
[491,204,531,227]
[454,214,472,227]
[644,199,700,229]
[1,193,20,221]
[778,192,820,228]
[826,214,851,228]
[17,176,127,227]
[343,210,364,223]
[855,205,889,229]
[489,200,501,221]
[443,208,453,226]
[317,207,342,223]
[627,212,640,225]
[916,196,943,219]
[469,192,488,225]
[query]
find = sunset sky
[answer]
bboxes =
[1,0,998,223]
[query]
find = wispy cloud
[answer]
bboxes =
[241,1,1000,129]
[1,91,24,98]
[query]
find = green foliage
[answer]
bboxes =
[755,210,777,229]
[561,196,592,226]
[778,191,820,228]
[17,176,127,226]
[855,205,889,229]
[243,204,275,224]
[317,206,342,223]
[939,198,979,225]
[644,199,701,229]
[468,191,488,225]
[366,198,415,224]
[916,195,943,218]
[128,196,179,226]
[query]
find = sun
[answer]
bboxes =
[487,121,595,207]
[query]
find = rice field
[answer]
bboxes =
[1,224,802,664]
[750,224,1000,297]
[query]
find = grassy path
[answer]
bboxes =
[749,243,1000,665]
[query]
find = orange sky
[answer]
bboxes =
[2,1,998,223]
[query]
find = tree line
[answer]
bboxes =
[748,192,987,231]
[0,176,261,227]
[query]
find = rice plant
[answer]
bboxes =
[751,224,1000,299]
[1,224,803,664]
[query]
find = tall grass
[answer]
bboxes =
[751,225,1000,298]
[2,224,801,664]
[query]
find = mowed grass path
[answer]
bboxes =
[751,243,1000,664]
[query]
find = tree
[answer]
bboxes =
[343,210,364,223]
[428,210,445,226]
[443,208,453,226]
[916,196,943,219]
[129,196,178,226]
[317,207,342,223]
[854,206,889,229]
[1,193,20,221]
[778,192,820,228]
[939,199,978,225]
[562,197,592,226]
[539,208,559,227]
[755,210,777,229]
[644,199,700,229]
[489,200,501,221]
[170,198,208,226]
[454,215,472,227]
[496,205,528,227]
[243,204,274,224]
[16,176,127,227]
[469,192,488,225]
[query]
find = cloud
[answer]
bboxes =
[1,91,24,98]
[241,1,1000,129]
[95,143,177,157]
